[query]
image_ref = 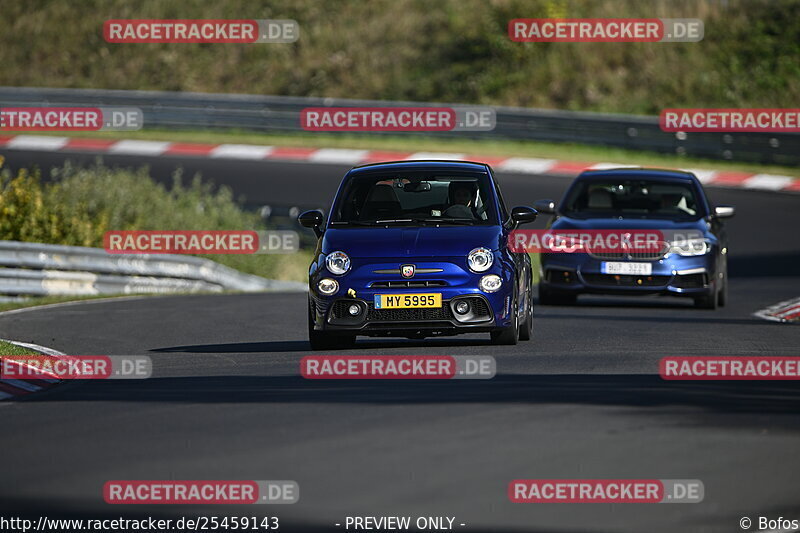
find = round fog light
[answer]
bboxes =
[455,300,470,315]
[348,304,361,316]
[317,278,339,295]
[479,274,502,293]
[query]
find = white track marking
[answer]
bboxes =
[0,339,66,403]
[753,296,800,323]
[108,140,171,155]
[588,162,638,170]
[497,157,557,174]
[6,135,69,150]
[680,168,718,183]
[309,148,370,164]
[0,338,66,357]
[210,144,274,159]
[743,174,795,191]
[406,152,466,160]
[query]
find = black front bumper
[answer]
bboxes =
[310,294,497,336]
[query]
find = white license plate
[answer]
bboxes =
[601,262,652,275]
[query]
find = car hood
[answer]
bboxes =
[551,216,709,233]
[322,226,504,258]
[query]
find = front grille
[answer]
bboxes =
[628,250,668,260]
[588,242,670,261]
[464,297,490,317]
[583,274,670,287]
[367,304,454,322]
[330,300,355,319]
[587,251,625,260]
[370,280,448,288]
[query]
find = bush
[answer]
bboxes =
[0,159,311,281]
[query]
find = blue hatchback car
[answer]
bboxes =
[299,160,538,349]
[535,168,735,309]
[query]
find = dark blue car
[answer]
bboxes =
[535,168,735,309]
[299,160,538,349]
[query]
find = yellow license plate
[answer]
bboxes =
[374,293,442,309]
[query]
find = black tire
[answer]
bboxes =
[718,268,728,307]
[538,284,577,306]
[491,298,519,345]
[519,284,533,341]
[308,302,355,350]
[694,291,718,310]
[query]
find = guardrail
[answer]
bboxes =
[0,241,305,297]
[1,86,797,166]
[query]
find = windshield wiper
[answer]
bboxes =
[375,219,415,224]
[331,220,382,226]
[332,219,416,226]
[332,218,478,226]
[415,218,477,225]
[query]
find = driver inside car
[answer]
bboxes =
[444,182,478,219]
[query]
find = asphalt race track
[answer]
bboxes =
[1,149,799,532]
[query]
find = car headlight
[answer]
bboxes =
[479,274,502,293]
[670,239,710,256]
[317,278,339,295]
[325,251,351,275]
[468,247,494,272]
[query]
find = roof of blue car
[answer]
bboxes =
[577,167,698,181]
[350,160,489,173]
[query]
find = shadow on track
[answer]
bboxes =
[151,338,496,353]
[539,297,694,309]
[533,311,766,325]
[26,374,800,420]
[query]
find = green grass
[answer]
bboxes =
[530,253,541,285]
[13,128,800,179]
[2,0,799,115]
[0,340,40,356]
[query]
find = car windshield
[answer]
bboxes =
[561,179,704,219]
[330,171,499,226]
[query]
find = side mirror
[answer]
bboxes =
[510,206,538,225]
[533,199,556,215]
[713,205,735,219]
[298,209,324,238]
